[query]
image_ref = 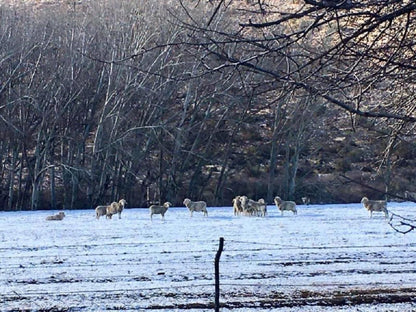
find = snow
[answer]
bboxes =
[1,202,416,311]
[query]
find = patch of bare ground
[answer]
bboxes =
[5,288,414,311]
[146,287,416,310]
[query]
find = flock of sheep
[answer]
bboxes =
[231,196,297,217]
[44,198,128,221]
[44,195,390,221]
[95,199,127,220]
[147,196,388,220]
[147,196,298,220]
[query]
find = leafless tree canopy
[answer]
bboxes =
[176,0,416,121]
[0,0,416,223]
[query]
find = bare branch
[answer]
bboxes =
[389,213,416,234]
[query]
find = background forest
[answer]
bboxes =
[1,0,416,211]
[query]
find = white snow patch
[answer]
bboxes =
[1,202,416,311]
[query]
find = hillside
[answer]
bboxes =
[0,0,416,210]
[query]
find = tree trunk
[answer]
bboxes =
[287,147,300,200]
[7,146,17,211]
[31,131,45,211]
[50,165,56,210]
[267,103,283,203]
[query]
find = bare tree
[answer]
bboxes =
[169,0,416,221]
[2,0,416,212]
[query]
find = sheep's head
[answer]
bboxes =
[119,199,127,207]
[164,202,172,208]
[258,198,265,204]
[361,197,368,204]
[183,198,191,206]
[274,196,282,205]
[59,212,65,217]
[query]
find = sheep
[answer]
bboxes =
[239,195,249,215]
[302,196,310,205]
[361,197,388,218]
[183,198,208,217]
[257,198,267,217]
[149,202,172,220]
[117,199,127,217]
[274,196,297,215]
[232,196,243,216]
[46,211,65,221]
[247,198,267,217]
[106,202,118,219]
[95,205,108,219]
[106,199,127,219]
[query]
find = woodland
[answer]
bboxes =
[1,0,416,211]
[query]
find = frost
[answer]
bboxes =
[1,202,416,311]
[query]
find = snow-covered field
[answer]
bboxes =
[1,202,416,311]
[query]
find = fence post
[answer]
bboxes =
[215,237,224,312]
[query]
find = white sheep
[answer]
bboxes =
[258,198,267,217]
[360,197,388,218]
[247,198,267,217]
[232,196,243,216]
[117,199,127,217]
[46,211,65,221]
[183,198,208,217]
[302,197,310,205]
[239,195,249,215]
[106,202,118,219]
[149,202,172,220]
[106,199,127,219]
[95,205,108,219]
[274,196,297,215]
